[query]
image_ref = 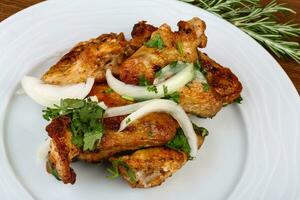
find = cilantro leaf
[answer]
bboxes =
[107,159,136,183]
[83,129,103,151]
[234,96,243,104]
[202,83,210,92]
[46,161,61,181]
[145,34,164,50]
[162,86,180,103]
[42,98,105,151]
[147,85,158,93]
[166,129,191,154]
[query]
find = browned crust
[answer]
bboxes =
[42,33,128,85]
[78,113,178,162]
[198,51,243,104]
[130,21,158,50]
[46,116,79,184]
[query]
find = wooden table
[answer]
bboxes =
[1,0,300,94]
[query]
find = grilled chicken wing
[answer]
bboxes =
[119,17,207,85]
[110,132,205,188]
[46,112,178,183]
[46,116,79,184]
[198,51,242,104]
[42,33,129,85]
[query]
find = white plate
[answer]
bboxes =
[0,0,300,199]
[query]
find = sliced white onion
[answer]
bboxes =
[153,61,186,85]
[104,100,156,118]
[21,76,94,108]
[118,99,198,157]
[106,63,194,100]
[98,101,108,110]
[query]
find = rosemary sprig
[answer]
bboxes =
[181,0,300,63]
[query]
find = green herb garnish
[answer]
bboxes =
[162,85,180,103]
[234,96,243,104]
[138,74,150,86]
[107,159,136,183]
[194,61,207,76]
[176,41,184,54]
[125,118,131,124]
[147,85,158,93]
[43,98,104,151]
[166,128,191,155]
[145,34,165,50]
[202,83,210,92]
[155,70,163,78]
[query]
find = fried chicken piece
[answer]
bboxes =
[179,81,222,118]
[119,17,207,85]
[110,132,205,188]
[198,51,243,104]
[129,21,158,51]
[46,116,79,184]
[46,112,178,183]
[42,33,129,85]
[79,113,178,162]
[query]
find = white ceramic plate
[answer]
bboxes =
[0,0,300,199]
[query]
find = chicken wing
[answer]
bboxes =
[198,51,243,104]
[119,17,207,85]
[110,131,205,188]
[46,112,178,183]
[42,33,129,84]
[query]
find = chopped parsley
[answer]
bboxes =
[125,118,131,124]
[166,125,209,156]
[176,42,184,54]
[169,61,178,68]
[42,98,105,151]
[194,61,207,76]
[145,34,164,50]
[105,88,113,94]
[162,85,180,103]
[138,74,150,86]
[166,128,191,155]
[202,83,210,92]
[234,96,243,104]
[147,85,158,93]
[107,159,136,183]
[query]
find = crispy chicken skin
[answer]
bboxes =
[198,51,243,104]
[46,112,178,183]
[179,81,222,118]
[129,21,158,51]
[46,116,79,184]
[79,113,178,162]
[42,33,128,84]
[119,17,207,85]
[111,133,205,188]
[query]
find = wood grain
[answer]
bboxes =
[0,0,299,94]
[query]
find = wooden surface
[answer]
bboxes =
[0,0,300,94]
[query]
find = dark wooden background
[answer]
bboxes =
[1,0,299,94]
